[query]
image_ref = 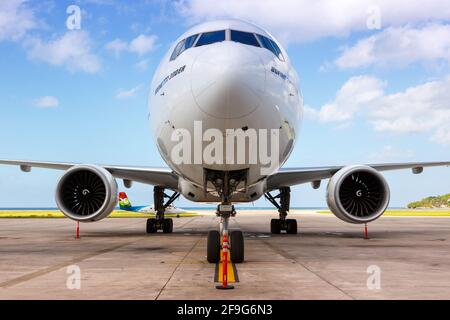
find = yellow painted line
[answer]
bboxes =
[317,210,450,217]
[215,250,239,283]
[0,210,200,219]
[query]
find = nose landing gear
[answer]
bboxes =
[207,204,244,263]
[205,170,246,264]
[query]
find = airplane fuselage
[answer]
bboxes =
[148,20,303,202]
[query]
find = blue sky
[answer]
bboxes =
[0,0,449,208]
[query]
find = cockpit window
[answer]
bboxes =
[256,34,284,61]
[170,39,185,61]
[170,34,199,61]
[184,34,198,50]
[169,30,285,62]
[268,38,284,61]
[230,30,260,47]
[195,30,226,47]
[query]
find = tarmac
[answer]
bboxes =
[1,210,450,299]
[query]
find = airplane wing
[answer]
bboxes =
[266,161,450,190]
[0,160,179,189]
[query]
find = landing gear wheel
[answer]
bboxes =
[162,218,173,233]
[146,218,157,233]
[270,219,281,234]
[230,230,244,263]
[207,230,221,263]
[286,219,298,234]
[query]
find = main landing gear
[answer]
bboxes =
[146,186,180,234]
[265,187,297,234]
[206,170,245,264]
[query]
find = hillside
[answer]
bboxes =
[408,194,450,209]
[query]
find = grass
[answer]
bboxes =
[0,210,200,219]
[3,209,450,218]
[317,210,450,217]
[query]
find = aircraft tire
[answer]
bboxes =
[207,230,221,263]
[146,218,157,233]
[286,219,298,234]
[270,219,281,234]
[230,230,244,263]
[162,218,173,233]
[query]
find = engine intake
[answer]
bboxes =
[326,165,390,224]
[55,165,118,222]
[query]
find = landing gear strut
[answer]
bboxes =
[206,170,245,263]
[208,205,245,263]
[146,186,180,234]
[265,187,297,234]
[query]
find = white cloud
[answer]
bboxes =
[83,0,117,5]
[105,38,128,57]
[25,31,101,73]
[116,85,142,99]
[175,0,450,44]
[335,24,450,69]
[129,34,157,56]
[34,96,59,108]
[304,76,385,124]
[106,34,157,56]
[0,3,100,74]
[368,145,414,162]
[135,59,150,71]
[0,0,37,42]
[306,75,450,145]
[432,128,450,145]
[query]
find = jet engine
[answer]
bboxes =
[326,165,390,224]
[55,165,118,222]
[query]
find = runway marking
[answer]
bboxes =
[0,217,200,290]
[214,250,239,283]
[155,236,202,300]
[262,240,355,300]
[0,240,140,289]
[233,217,351,297]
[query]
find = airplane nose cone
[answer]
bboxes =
[191,43,266,119]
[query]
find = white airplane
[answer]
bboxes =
[118,192,186,216]
[1,19,449,264]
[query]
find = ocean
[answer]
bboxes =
[0,206,406,211]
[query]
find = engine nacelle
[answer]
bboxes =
[326,165,390,224]
[55,165,118,222]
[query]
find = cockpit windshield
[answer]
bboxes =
[170,29,284,61]
[195,30,226,47]
[230,30,260,47]
[170,34,199,61]
[256,34,284,61]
